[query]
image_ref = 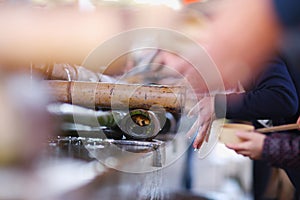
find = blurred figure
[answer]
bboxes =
[0,73,54,168]
[156,0,300,90]
[190,57,299,149]
[0,72,58,200]
[187,56,299,200]
[0,0,298,87]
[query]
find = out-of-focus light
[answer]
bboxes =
[78,0,95,11]
[133,0,182,10]
[182,0,207,4]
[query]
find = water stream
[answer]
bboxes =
[138,169,167,200]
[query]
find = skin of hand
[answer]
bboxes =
[227,115,300,159]
[186,96,215,149]
[225,131,266,160]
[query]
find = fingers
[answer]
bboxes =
[226,143,252,158]
[187,102,202,118]
[235,150,250,157]
[187,96,215,150]
[193,123,209,149]
[234,149,259,160]
[225,131,266,160]
[186,117,201,139]
[193,131,205,149]
[205,122,212,142]
[226,141,251,151]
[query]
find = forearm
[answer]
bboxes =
[262,133,300,169]
[214,62,298,120]
[215,92,297,120]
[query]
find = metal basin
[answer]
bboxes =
[47,136,165,168]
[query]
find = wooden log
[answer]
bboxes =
[45,80,185,113]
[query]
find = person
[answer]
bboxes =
[185,56,299,199]
[155,0,300,93]
[175,11,300,194]
[201,0,281,86]
[226,116,300,197]
[191,57,299,149]
[205,0,300,86]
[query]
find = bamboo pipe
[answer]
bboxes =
[45,80,185,113]
[256,123,300,133]
[33,63,100,82]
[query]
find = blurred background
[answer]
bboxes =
[0,1,254,200]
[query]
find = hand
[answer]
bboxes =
[187,96,215,149]
[226,131,266,160]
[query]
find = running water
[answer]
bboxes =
[138,169,167,200]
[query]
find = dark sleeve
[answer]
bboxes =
[273,0,300,28]
[214,58,298,120]
[262,132,300,170]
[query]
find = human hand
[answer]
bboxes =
[187,96,215,149]
[226,131,266,160]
